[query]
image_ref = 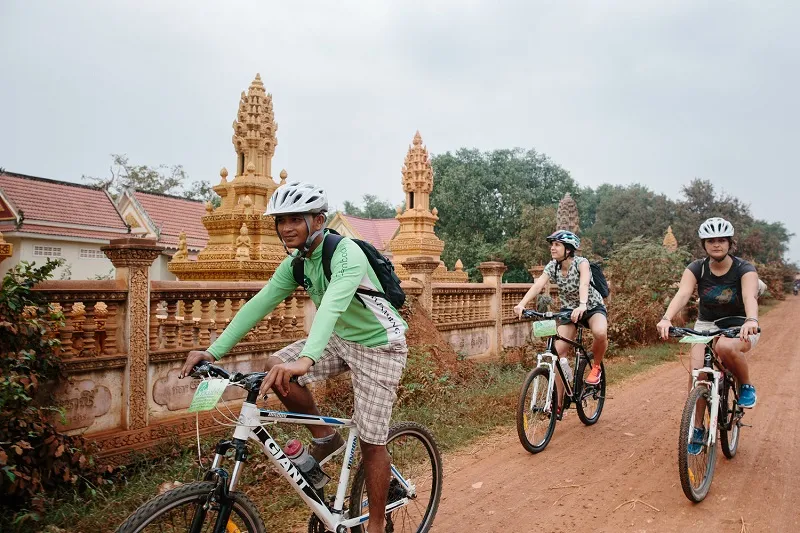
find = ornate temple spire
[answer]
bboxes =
[389,131,466,281]
[401,130,434,210]
[556,192,580,233]
[663,225,678,252]
[232,73,278,178]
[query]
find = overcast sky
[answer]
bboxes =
[1,1,798,262]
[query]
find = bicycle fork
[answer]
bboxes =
[690,367,721,447]
[532,352,572,414]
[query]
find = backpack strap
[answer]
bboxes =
[321,231,343,282]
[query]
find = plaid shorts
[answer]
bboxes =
[274,333,408,445]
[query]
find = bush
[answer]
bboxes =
[604,238,691,348]
[0,260,112,529]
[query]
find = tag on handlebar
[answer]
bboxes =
[532,320,557,338]
[188,378,229,412]
[679,335,715,344]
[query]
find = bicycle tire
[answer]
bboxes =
[115,480,266,533]
[678,385,718,502]
[349,421,443,533]
[516,367,558,454]
[720,378,741,459]
[575,358,606,426]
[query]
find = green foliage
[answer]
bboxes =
[342,194,398,219]
[431,147,577,279]
[0,260,112,529]
[83,153,220,205]
[604,238,691,348]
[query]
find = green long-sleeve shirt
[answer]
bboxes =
[207,232,407,362]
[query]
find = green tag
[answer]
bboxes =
[188,378,229,412]
[532,320,558,338]
[679,335,715,344]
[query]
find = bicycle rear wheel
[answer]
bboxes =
[678,385,718,502]
[349,421,443,533]
[720,378,741,459]
[575,358,606,426]
[516,367,558,454]
[115,480,265,533]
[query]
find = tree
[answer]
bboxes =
[430,148,577,279]
[581,184,676,257]
[342,194,398,219]
[83,154,219,205]
[505,205,557,276]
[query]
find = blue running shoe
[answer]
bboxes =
[687,426,706,456]
[739,384,757,409]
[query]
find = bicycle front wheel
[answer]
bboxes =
[115,481,265,533]
[678,385,718,502]
[349,421,443,533]
[720,378,741,459]
[516,367,557,454]
[575,358,606,426]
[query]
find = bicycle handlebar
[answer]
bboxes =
[521,309,573,320]
[668,325,761,339]
[190,361,266,392]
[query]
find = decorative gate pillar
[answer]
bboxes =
[479,261,507,356]
[401,256,440,314]
[0,231,12,265]
[101,238,163,430]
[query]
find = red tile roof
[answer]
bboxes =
[131,191,209,250]
[0,172,127,231]
[0,222,128,241]
[341,214,399,250]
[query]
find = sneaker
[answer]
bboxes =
[309,432,345,465]
[739,384,757,409]
[687,426,706,456]
[585,365,602,385]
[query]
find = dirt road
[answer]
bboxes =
[431,297,800,533]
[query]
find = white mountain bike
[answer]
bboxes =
[115,362,442,533]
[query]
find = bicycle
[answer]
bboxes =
[515,309,606,454]
[668,325,761,502]
[115,362,443,533]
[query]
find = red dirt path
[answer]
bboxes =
[430,296,800,533]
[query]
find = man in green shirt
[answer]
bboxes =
[180,182,408,533]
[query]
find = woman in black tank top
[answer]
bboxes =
[656,217,760,410]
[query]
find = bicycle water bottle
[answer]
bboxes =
[283,439,331,490]
[559,357,574,383]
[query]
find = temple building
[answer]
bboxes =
[169,74,287,281]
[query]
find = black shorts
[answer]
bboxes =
[558,305,607,329]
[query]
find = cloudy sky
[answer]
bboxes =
[1,1,798,261]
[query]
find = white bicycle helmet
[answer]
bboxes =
[698,217,734,239]
[266,182,328,216]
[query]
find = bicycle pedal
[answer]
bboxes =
[739,423,752,428]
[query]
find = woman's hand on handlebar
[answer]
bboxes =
[657,318,672,340]
[513,303,526,319]
[740,320,759,342]
[179,350,215,379]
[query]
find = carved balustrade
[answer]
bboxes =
[500,283,558,324]
[33,280,129,373]
[431,283,495,331]
[149,281,308,363]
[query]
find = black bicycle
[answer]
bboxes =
[516,309,606,454]
[668,325,758,502]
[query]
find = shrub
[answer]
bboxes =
[604,238,691,348]
[0,260,112,529]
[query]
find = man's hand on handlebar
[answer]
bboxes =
[179,350,215,379]
[259,357,314,398]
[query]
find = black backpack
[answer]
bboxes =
[292,229,406,309]
[589,262,610,298]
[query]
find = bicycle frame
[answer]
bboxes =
[531,327,591,413]
[210,398,414,532]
